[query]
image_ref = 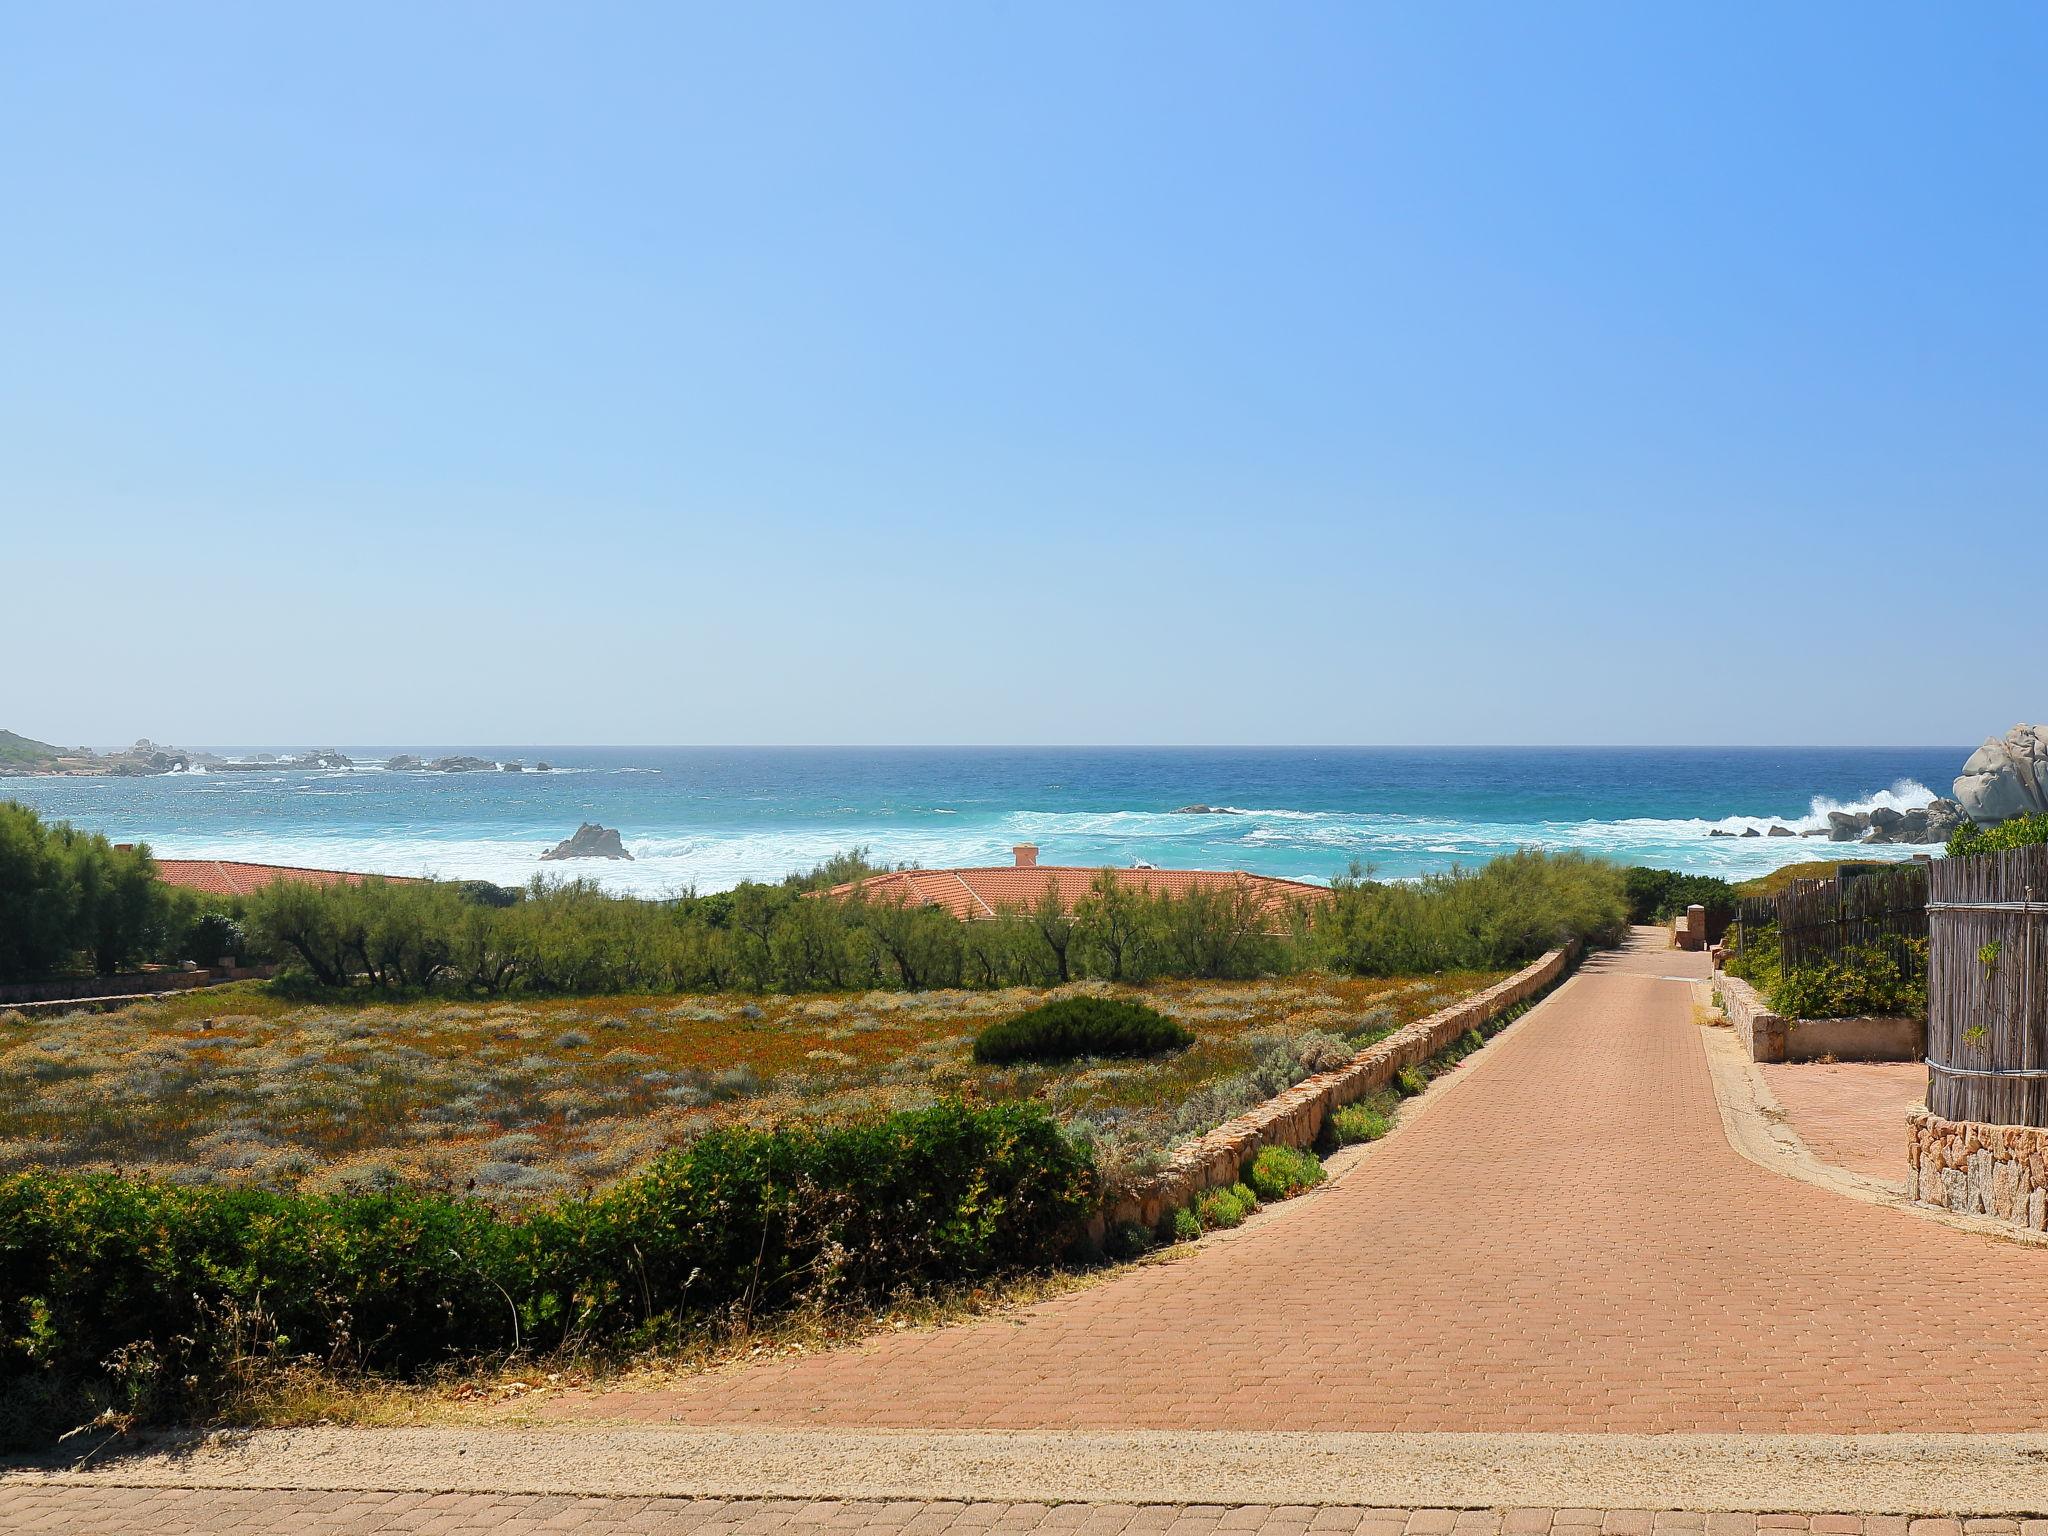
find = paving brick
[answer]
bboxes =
[522,938,2048,1438]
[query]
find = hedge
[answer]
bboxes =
[0,1101,1094,1442]
[971,997,1194,1065]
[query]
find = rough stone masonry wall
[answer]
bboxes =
[1908,1110,2048,1232]
[1716,973,1788,1062]
[1095,942,1579,1240]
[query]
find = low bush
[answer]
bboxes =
[1623,867,1738,925]
[1394,1065,1428,1097]
[1245,1143,1325,1202]
[1170,1207,1202,1242]
[1769,942,1928,1020]
[1195,1182,1260,1229]
[1330,1096,1395,1146]
[1726,925,1927,1019]
[971,997,1193,1066]
[1315,849,1627,978]
[1948,812,2048,858]
[0,1100,1094,1444]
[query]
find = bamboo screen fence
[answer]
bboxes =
[1733,863,1930,978]
[1927,844,2048,1127]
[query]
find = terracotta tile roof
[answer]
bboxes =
[153,860,414,898]
[818,866,1330,925]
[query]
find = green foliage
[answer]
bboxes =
[780,845,898,893]
[1102,1221,1156,1261]
[0,801,197,981]
[1394,1065,1428,1097]
[1733,860,1885,898]
[1622,867,1738,924]
[1728,923,1927,1019]
[1244,1143,1325,1202]
[1948,813,2048,858]
[1314,849,1627,978]
[216,845,1626,1000]
[1767,941,1928,1020]
[1194,1182,1259,1229]
[0,731,64,769]
[0,1100,1093,1443]
[1170,1206,1202,1242]
[1330,1096,1395,1145]
[971,997,1193,1066]
[184,910,246,965]
[241,860,1307,998]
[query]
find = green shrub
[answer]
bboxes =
[1330,1098,1394,1145]
[1315,849,1627,977]
[1730,925,1927,1020]
[1394,1065,1427,1097]
[1622,867,1738,925]
[0,801,191,981]
[0,1100,1093,1443]
[971,997,1193,1066]
[1194,1182,1259,1229]
[1102,1220,1156,1260]
[1948,812,2048,858]
[1170,1207,1202,1242]
[1245,1144,1325,1202]
[184,909,246,964]
[1768,941,1927,1020]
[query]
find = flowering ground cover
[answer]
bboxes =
[0,971,1499,1200]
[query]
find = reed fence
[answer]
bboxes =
[1733,862,1930,979]
[1926,844,2048,1127]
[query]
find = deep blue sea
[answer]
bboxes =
[0,746,1969,894]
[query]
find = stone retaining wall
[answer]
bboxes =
[1907,1109,2048,1232]
[1716,973,1787,1062]
[1094,942,1579,1240]
[0,969,212,1006]
[1713,972,1923,1063]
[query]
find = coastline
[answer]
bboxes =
[0,745,1960,895]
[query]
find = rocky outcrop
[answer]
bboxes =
[429,755,496,773]
[541,823,632,861]
[1171,805,1239,815]
[1955,724,2048,826]
[1767,825,1796,837]
[384,755,424,771]
[535,761,554,772]
[295,748,354,769]
[1813,799,1965,844]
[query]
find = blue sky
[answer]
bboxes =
[4,3,2042,748]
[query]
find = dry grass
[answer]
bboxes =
[0,971,1500,1200]
[219,1267,1112,1428]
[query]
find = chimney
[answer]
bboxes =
[1013,843,1039,868]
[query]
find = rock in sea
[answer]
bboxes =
[541,823,633,861]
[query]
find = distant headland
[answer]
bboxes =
[0,730,550,778]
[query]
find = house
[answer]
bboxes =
[817,843,1328,925]
[144,857,415,899]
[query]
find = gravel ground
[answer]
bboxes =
[11,1427,2048,1515]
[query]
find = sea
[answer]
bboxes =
[0,746,1968,896]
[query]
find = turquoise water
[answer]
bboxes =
[0,745,1963,895]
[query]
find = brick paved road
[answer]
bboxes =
[1756,1060,1925,1186]
[553,933,2048,1433]
[0,1490,2032,1536]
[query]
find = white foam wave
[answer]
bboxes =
[1637,778,1939,837]
[123,779,1951,894]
